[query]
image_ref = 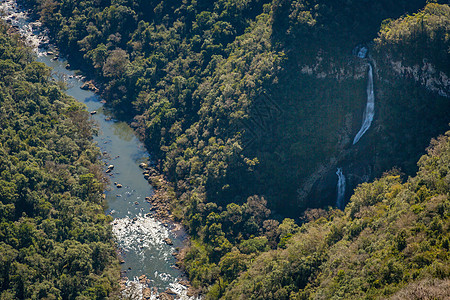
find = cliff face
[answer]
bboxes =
[389,59,450,97]
[293,53,450,212]
[275,4,450,213]
[299,54,368,81]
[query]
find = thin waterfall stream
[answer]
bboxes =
[335,168,346,210]
[353,64,375,145]
[337,62,374,209]
[0,1,195,298]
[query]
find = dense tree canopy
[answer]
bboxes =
[0,24,118,299]
[375,2,450,73]
[224,130,450,299]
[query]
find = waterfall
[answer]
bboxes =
[353,64,375,144]
[336,168,346,210]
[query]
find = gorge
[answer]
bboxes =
[0,1,193,298]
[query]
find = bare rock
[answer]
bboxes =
[165,289,177,296]
[80,80,99,93]
[138,275,147,284]
[186,289,195,297]
[142,287,152,299]
[158,292,174,300]
[179,280,190,287]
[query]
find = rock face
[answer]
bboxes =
[389,59,450,98]
[299,54,368,81]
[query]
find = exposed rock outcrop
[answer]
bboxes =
[80,80,99,93]
[389,58,450,98]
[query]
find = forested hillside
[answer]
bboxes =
[0,24,118,299]
[224,130,450,299]
[23,0,449,209]
[15,0,450,298]
[375,3,450,74]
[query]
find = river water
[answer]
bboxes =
[0,1,192,298]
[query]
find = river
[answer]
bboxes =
[0,0,193,298]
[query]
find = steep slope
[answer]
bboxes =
[224,130,450,299]
[274,2,450,211]
[0,24,118,299]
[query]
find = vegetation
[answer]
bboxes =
[8,0,450,298]
[23,0,448,208]
[375,2,450,73]
[225,130,450,299]
[0,24,118,299]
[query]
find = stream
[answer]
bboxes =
[0,1,193,298]
[336,60,374,209]
[335,168,346,210]
[353,63,375,145]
